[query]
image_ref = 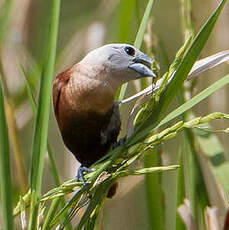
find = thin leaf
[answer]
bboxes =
[28,0,61,229]
[176,150,186,230]
[118,0,136,43]
[134,0,155,49]
[182,129,209,229]
[158,73,229,129]
[121,48,229,105]
[118,0,155,101]
[0,84,14,229]
[20,65,61,187]
[131,0,227,139]
[114,0,136,100]
[144,149,166,230]
[188,49,229,79]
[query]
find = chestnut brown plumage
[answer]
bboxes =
[53,44,155,185]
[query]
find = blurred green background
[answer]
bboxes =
[0,0,228,229]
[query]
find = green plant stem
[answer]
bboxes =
[118,0,155,101]
[178,0,197,227]
[28,0,61,228]
[21,65,61,187]
[144,148,165,230]
[176,150,185,230]
[0,83,14,230]
[21,65,72,229]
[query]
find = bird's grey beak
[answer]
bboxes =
[128,53,156,78]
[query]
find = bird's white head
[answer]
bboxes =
[80,43,156,86]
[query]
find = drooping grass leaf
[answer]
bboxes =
[157,73,229,129]
[127,0,227,145]
[150,0,227,123]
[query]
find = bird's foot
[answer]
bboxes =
[113,136,127,149]
[76,165,92,192]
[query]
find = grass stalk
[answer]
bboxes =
[0,83,14,230]
[118,0,155,101]
[28,0,61,228]
[144,148,165,230]
[21,66,72,229]
[176,150,186,230]
[21,66,61,187]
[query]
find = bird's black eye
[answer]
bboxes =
[124,46,135,56]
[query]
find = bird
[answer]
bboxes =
[53,43,155,188]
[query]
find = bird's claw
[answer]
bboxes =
[113,136,127,149]
[76,165,92,192]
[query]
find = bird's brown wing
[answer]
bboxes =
[53,68,73,119]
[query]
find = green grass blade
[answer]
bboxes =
[176,150,186,230]
[152,0,227,121]
[114,0,136,100]
[144,149,165,230]
[118,0,155,101]
[0,84,14,230]
[134,0,155,49]
[28,0,61,228]
[21,60,73,229]
[20,65,36,114]
[118,0,136,43]
[158,73,229,129]
[130,0,227,142]
[20,65,61,187]
[184,129,210,229]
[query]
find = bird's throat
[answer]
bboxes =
[66,74,115,115]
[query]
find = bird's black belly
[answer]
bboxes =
[60,105,121,167]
